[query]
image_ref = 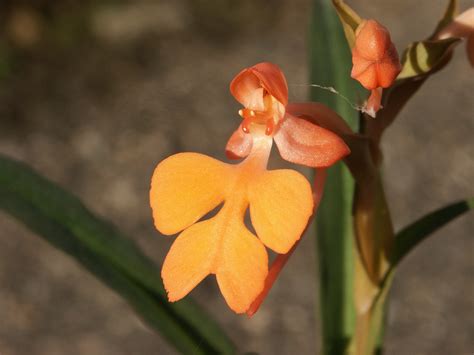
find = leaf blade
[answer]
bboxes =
[397,37,460,79]
[0,154,235,355]
[392,198,473,265]
[331,0,362,49]
[310,0,363,352]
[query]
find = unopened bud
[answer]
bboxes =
[351,20,401,90]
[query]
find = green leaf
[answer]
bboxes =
[0,154,235,355]
[397,37,460,79]
[310,1,363,353]
[392,198,474,265]
[398,0,460,80]
[331,0,362,49]
[357,198,473,355]
[362,197,474,354]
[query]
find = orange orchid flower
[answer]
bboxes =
[351,19,401,117]
[226,62,351,167]
[150,62,350,314]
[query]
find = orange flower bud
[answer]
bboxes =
[351,20,401,90]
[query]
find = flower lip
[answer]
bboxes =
[151,134,314,313]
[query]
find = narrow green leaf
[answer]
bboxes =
[398,0,459,80]
[331,0,362,49]
[392,198,474,265]
[310,1,363,353]
[364,197,473,354]
[0,155,235,355]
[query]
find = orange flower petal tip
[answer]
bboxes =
[249,169,313,254]
[274,114,350,168]
[161,210,268,313]
[351,19,401,90]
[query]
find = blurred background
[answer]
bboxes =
[0,0,472,354]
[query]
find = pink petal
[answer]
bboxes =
[225,124,253,159]
[437,8,474,40]
[286,102,353,136]
[274,114,350,168]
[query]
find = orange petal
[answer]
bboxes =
[248,169,313,254]
[250,62,289,106]
[150,153,231,235]
[229,68,262,109]
[161,219,218,301]
[274,114,351,168]
[246,168,327,316]
[230,62,288,107]
[225,124,253,159]
[216,219,268,313]
[352,63,378,90]
[351,47,373,78]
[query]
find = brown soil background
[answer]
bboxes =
[0,0,472,354]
